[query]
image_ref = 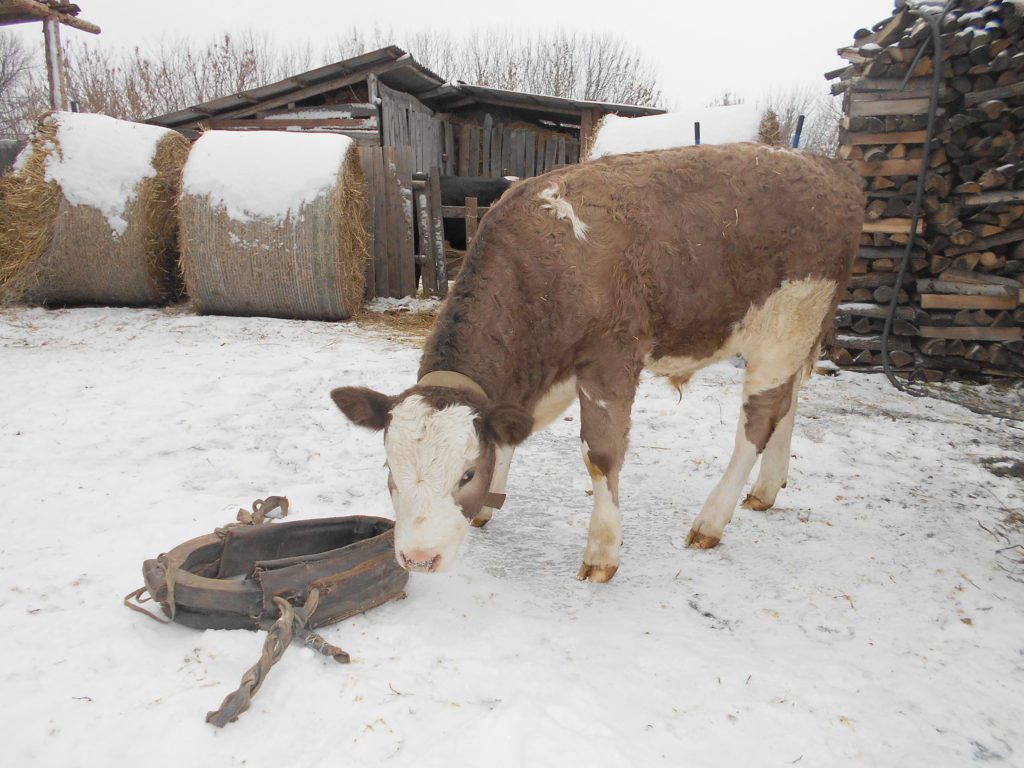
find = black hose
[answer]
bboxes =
[879,1,951,394]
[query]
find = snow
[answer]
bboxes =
[590,103,763,159]
[838,302,886,313]
[42,112,175,236]
[264,108,355,120]
[182,130,353,223]
[1,305,1023,767]
[11,141,31,173]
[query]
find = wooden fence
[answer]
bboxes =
[359,145,449,299]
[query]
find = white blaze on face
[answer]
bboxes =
[385,395,480,570]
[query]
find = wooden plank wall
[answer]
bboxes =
[379,82,446,174]
[358,145,417,299]
[455,121,578,178]
[379,80,585,180]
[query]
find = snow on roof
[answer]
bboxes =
[182,130,354,223]
[589,102,762,159]
[41,112,175,236]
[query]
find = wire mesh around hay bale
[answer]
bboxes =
[0,112,191,306]
[178,131,369,321]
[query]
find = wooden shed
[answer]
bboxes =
[149,46,663,299]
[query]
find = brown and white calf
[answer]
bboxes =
[332,143,864,582]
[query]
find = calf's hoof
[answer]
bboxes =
[577,563,618,583]
[470,509,493,528]
[741,493,774,512]
[685,528,720,549]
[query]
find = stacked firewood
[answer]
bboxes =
[828,0,1024,381]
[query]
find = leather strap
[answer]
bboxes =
[483,492,506,510]
[417,370,489,400]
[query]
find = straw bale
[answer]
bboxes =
[179,133,368,321]
[0,112,190,306]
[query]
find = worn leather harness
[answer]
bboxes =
[124,497,409,727]
[417,369,507,511]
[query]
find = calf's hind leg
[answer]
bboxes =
[686,369,798,549]
[743,371,802,511]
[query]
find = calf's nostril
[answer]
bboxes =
[400,550,442,572]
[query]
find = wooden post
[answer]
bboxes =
[458,125,471,175]
[468,127,480,177]
[358,146,388,298]
[465,196,479,245]
[428,167,448,296]
[393,145,417,299]
[367,73,382,146]
[43,15,67,111]
[415,187,438,296]
[579,108,599,158]
[481,114,493,177]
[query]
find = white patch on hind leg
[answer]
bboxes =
[538,184,589,241]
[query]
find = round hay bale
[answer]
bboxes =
[0,111,191,306]
[179,130,368,321]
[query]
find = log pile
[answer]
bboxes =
[828,0,1024,382]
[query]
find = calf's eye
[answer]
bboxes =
[460,469,476,486]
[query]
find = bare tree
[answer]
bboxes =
[334,27,662,107]
[62,30,318,121]
[761,85,841,156]
[0,31,46,139]
[435,29,661,106]
[706,90,744,107]
[4,26,661,129]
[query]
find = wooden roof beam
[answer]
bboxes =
[2,0,100,33]
[215,59,409,121]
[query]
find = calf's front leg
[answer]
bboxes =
[576,370,637,583]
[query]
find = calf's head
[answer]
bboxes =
[331,386,531,573]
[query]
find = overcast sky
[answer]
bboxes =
[10,0,896,111]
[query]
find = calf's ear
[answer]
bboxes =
[330,387,394,431]
[481,404,533,446]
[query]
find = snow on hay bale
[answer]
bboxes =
[0,112,190,305]
[179,131,368,321]
[587,102,762,160]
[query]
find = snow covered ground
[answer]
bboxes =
[1,305,1022,767]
